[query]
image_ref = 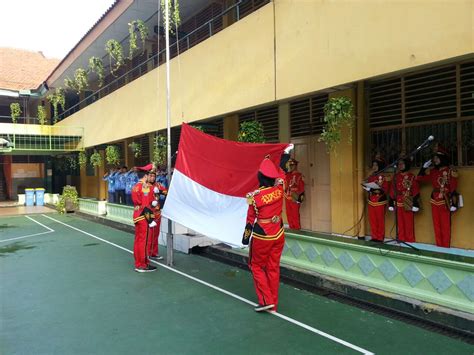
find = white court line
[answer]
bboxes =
[41,214,374,355]
[0,216,55,243]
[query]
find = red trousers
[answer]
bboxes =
[431,204,451,248]
[396,207,415,242]
[249,235,285,309]
[133,220,150,268]
[368,204,386,241]
[147,217,162,257]
[285,199,301,230]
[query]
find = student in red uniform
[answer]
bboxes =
[131,164,157,273]
[242,145,292,312]
[388,156,420,243]
[284,158,305,230]
[147,169,168,260]
[417,146,458,247]
[365,156,391,242]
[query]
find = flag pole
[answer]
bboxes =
[164,0,174,266]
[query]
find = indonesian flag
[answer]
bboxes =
[162,123,288,246]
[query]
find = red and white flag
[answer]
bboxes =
[162,123,288,246]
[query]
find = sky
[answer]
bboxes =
[0,0,116,60]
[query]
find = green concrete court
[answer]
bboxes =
[1,213,473,355]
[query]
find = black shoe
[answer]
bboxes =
[254,304,274,312]
[134,265,157,273]
[370,239,383,243]
[149,255,164,261]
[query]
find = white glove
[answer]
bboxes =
[450,206,457,212]
[363,186,371,192]
[151,200,158,207]
[149,221,157,228]
[284,143,294,154]
[423,160,432,169]
[388,206,394,212]
[411,206,419,212]
[153,186,159,194]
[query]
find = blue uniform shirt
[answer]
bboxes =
[157,174,168,188]
[125,171,139,194]
[115,172,127,191]
[103,171,118,193]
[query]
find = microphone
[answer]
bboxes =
[416,135,434,151]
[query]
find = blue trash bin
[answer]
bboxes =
[35,188,45,206]
[25,188,35,206]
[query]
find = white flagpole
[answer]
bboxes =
[164,0,174,266]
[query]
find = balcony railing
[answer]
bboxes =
[56,0,270,121]
[0,122,83,152]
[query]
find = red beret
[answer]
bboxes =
[259,157,280,178]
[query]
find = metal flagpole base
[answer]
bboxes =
[383,238,419,251]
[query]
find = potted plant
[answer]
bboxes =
[37,105,47,125]
[78,151,87,169]
[56,185,79,213]
[152,135,167,167]
[105,145,121,165]
[318,96,355,152]
[10,103,21,123]
[238,120,265,143]
[128,142,142,158]
[90,151,103,168]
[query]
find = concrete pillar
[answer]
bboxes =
[356,81,367,236]
[223,114,239,141]
[278,102,290,143]
[328,88,358,235]
[98,150,107,201]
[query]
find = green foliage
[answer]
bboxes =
[160,0,181,34]
[56,185,78,214]
[128,19,149,60]
[37,105,47,125]
[10,103,21,123]
[64,68,89,94]
[191,125,204,132]
[152,135,167,168]
[105,39,124,76]
[238,120,265,143]
[88,56,105,87]
[128,142,142,158]
[78,151,87,168]
[318,96,355,152]
[90,151,103,168]
[105,145,121,165]
[47,88,66,123]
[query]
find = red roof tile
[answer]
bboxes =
[0,48,60,91]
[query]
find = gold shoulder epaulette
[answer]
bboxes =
[246,190,260,205]
[275,178,284,186]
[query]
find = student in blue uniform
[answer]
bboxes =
[125,167,139,205]
[103,168,119,203]
[115,166,128,204]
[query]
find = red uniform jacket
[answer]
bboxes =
[390,172,420,208]
[417,167,458,207]
[367,174,390,207]
[131,181,154,224]
[285,171,304,202]
[246,183,285,241]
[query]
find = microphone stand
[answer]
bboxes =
[370,138,432,251]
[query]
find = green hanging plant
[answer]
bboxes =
[47,88,65,123]
[105,39,124,76]
[90,151,103,168]
[66,156,78,172]
[152,135,167,167]
[64,68,89,94]
[160,0,181,34]
[88,56,105,87]
[78,151,87,168]
[128,19,149,60]
[10,103,21,123]
[191,125,204,132]
[37,105,47,125]
[238,120,265,143]
[128,142,142,158]
[56,185,79,214]
[318,96,355,152]
[105,145,121,165]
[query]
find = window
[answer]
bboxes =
[239,105,279,142]
[367,59,474,166]
[290,94,328,138]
